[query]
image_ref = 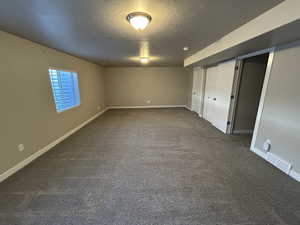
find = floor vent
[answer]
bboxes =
[266,152,292,174]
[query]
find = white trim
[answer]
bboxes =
[237,48,274,60]
[185,105,191,111]
[199,67,206,118]
[251,147,299,182]
[49,66,78,74]
[107,105,187,109]
[228,48,275,134]
[251,147,268,160]
[250,48,275,150]
[0,108,108,183]
[267,152,292,174]
[233,129,253,134]
[290,170,300,182]
[227,59,242,134]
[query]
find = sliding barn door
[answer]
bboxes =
[213,60,236,133]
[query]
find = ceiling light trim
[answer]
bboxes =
[126,12,152,30]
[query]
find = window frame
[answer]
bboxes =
[48,67,81,114]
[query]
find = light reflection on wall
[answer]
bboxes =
[128,40,164,64]
[140,41,149,58]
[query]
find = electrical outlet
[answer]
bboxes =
[263,139,271,152]
[18,144,25,152]
[146,100,151,104]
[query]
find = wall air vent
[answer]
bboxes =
[266,152,292,174]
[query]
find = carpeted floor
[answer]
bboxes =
[0,108,299,225]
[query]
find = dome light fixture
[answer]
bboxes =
[140,57,149,64]
[126,12,152,31]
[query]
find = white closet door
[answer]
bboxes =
[213,60,236,133]
[197,67,206,117]
[191,70,200,113]
[191,67,205,115]
[203,66,218,123]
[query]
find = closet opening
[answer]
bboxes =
[229,53,270,145]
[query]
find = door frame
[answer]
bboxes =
[250,48,275,151]
[198,67,206,117]
[226,59,243,134]
[227,47,276,135]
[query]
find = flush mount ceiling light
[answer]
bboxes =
[140,57,149,64]
[183,47,189,51]
[126,12,152,31]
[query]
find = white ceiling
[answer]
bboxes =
[0,0,283,66]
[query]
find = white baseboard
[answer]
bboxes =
[107,105,187,109]
[233,129,254,134]
[251,147,299,182]
[290,169,300,182]
[0,108,108,183]
[185,105,191,111]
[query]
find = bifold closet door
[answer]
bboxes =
[213,60,236,133]
[191,69,201,114]
[203,66,218,123]
[203,60,236,133]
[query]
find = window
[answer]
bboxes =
[48,68,80,113]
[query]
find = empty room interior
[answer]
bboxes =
[1,1,300,224]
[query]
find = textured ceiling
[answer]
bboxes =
[0,0,283,66]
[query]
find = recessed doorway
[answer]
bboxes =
[228,52,270,145]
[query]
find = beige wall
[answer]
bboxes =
[0,31,105,175]
[255,42,300,174]
[104,67,189,107]
[234,55,268,132]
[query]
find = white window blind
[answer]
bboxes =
[48,68,80,113]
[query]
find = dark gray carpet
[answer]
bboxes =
[0,108,299,225]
